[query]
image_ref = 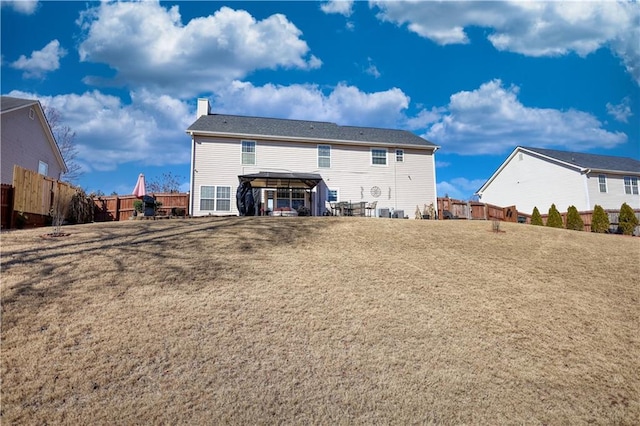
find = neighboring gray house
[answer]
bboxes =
[1,96,67,185]
[186,98,439,217]
[476,146,640,214]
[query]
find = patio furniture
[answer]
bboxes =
[365,201,377,217]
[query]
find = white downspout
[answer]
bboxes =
[189,133,196,216]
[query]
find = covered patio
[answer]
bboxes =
[238,172,323,216]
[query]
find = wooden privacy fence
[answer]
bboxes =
[437,197,518,222]
[93,193,190,221]
[3,165,79,228]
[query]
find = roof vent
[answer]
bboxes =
[359,131,363,135]
[310,125,314,129]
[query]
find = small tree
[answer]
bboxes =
[591,205,610,233]
[147,172,184,193]
[618,202,638,235]
[531,206,543,226]
[565,205,584,231]
[546,204,564,228]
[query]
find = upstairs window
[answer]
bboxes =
[624,176,639,195]
[318,145,331,168]
[241,140,256,165]
[598,175,607,193]
[396,149,404,162]
[327,188,338,202]
[38,161,48,176]
[371,148,387,166]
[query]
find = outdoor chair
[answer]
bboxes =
[365,201,377,217]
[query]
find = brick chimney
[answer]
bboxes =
[197,98,210,118]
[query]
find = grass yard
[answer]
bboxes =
[1,217,639,424]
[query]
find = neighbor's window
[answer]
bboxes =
[396,149,404,162]
[241,140,256,165]
[327,188,338,202]
[624,176,639,195]
[371,148,387,166]
[200,185,231,211]
[318,144,331,168]
[38,161,48,176]
[598,175,607,193]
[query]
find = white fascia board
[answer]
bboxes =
[35,102,68,173]
[187,129,438,151]
[519,147,586,173]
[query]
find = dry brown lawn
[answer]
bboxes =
[1,217,639,424]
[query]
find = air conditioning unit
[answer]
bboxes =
[378,208,390,218]
[392,210,404,219]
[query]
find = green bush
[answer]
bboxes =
[133,200,143,213]
[531,207,543,226]
[618,202,638,235]
[591,205,610,233]
[565,205,584,231]
[546,204,564,228]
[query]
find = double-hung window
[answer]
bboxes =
[318,145,331,168]
[200,185,231,212]
[371,148,387,166]
[327,188,338,202]
[598,175,607,193]
[396,149,404,162]
[241,140,256,165]
[624,176,639,195]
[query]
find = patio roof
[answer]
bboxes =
[238,172,323,189]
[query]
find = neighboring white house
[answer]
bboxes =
[1,96,67,185]
[186,98,439,217]
[476,146,640,214]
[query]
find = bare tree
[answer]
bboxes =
[43,106,83,183]
[147,172,184,193]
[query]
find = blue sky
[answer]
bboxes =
[2,0,639,200]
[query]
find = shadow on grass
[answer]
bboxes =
[1,217,340,309]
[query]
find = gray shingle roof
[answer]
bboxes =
[187,113,437,148]
[522,146,640,174]
[1,96,37,113]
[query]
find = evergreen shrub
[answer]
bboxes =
[546,204,564,228]
[566,206,584,231]
[590,205,609,233]
[618,202,638,236]
[531,207,543,226]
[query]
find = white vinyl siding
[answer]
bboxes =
[598,175,607,193]
[241,140,256,165]
[191,136,437,217]
[371,148,387,166]
[624,176,638,195]
[318,145,331,168]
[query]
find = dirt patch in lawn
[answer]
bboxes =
[2,217,639,424]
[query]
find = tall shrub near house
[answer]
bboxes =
[546,204,564,228]
[531,207,543,226]
[618,202,638,235]
[591,205,610,233]
[566,205,584,231]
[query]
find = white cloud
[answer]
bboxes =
[6,89,193,173]
[211,81,410,128]
[425,79,627,155]
[1,0,38,14]
[321,0,354,17]
[364,57,381,78]
[77,1,321,98]
[606,97,633,123]
[10,39,67,78]
[371,0,640,84]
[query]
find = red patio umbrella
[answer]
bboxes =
[132,173,146,198]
